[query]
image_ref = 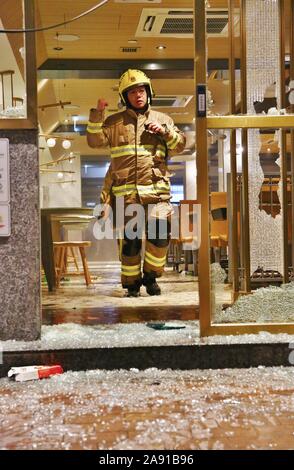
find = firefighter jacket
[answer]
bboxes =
[87,106,186,205]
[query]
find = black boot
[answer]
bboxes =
[142,273,161,296]
[125,280,141,297]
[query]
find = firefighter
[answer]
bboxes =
[87,69,186,297]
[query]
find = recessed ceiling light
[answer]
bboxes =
[148,63,159,70]
[63,104,80,110]
[128,39,138,44]
[156,45,166,50]
[54,34,80,42]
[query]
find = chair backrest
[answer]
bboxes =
[178,199,199,243]
[210,192,228,243]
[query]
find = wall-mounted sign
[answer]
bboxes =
[0,204,11,237]
[196,84,207,118]
[0,139,10,237]
[0,138,10,203]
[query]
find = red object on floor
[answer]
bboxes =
[8,365,63,382]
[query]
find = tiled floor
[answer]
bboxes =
[1,367,294,450]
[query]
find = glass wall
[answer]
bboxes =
[0,0,27,119]
[195,0,294,335]
[209,126,294,325]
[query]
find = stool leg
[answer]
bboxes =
[64,247,68,275]
[70,247,80,273]
[79,246,91,286]
[54,246,60,279]
[193,249,198,276]
[56,246,66,287]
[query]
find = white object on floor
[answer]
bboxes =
[8,365,63,382]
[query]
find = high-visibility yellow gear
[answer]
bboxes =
[118,198,171,288]
[86,75,184,290]
[87,106,186,205]
[118,69,154,105]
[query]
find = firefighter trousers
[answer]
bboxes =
[118,201,172,288]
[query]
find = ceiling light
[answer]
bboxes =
[46,137,56,148]
[63,104,80,110]
[57,172,64,179]
[62,139,72,150]
[54,34,80,42]
[128,39,138,44]
[156,45,166,50]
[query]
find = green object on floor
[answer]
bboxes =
[146,322,186,330]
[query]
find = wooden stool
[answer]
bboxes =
[53,241,92,287]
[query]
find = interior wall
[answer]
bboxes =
[0,19,25,112]
[185,158,197,200]
[40,154,81,208]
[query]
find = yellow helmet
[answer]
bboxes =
[118,69,154,105]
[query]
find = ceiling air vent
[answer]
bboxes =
[120,46,140,53]
[136,8,239,38]
[160,17,193,35]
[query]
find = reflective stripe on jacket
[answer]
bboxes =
[87,107,186,205]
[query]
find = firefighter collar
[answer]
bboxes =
[126,105,151,120]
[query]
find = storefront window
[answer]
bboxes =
[0,0,37,128]
[209,127,294,326]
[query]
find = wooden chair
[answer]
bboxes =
[53,241,92,287]
[168,200,199,275]
[210,192,228,245]
[210,192,228,262]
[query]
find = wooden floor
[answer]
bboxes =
[42,305,199,326]
[42,263,203,326]
[1,367,294,450]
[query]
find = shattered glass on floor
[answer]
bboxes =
[2,321,294,351]
[0,367,294,450]
[214,282,294,323]
[42,267,203,310]
[3,320,294,351]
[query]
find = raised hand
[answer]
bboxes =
[97,99,108,111]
